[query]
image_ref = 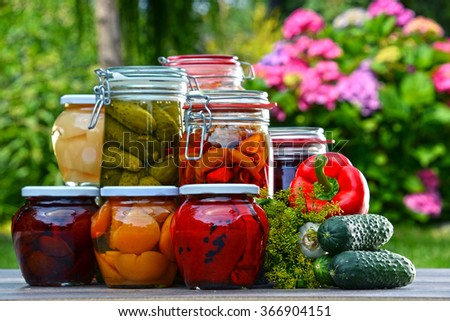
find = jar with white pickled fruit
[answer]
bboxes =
[52,95,104,186]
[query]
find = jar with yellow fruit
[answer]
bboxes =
[91,186,178,288]
[51,95,104,185]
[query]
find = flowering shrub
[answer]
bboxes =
[247,0,450,223]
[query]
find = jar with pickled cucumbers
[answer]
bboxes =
[269,127,330,193]
[52,94,104,186]
[88,66,189,187]
[92,186,179,288]
[180,90,275,193]
[171,184,269,289]
[159,54,254,90]
[11,186,99,286]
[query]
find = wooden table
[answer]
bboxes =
[1,268,449,301]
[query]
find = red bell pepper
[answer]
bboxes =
[289,152,370,216]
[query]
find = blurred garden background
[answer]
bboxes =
[1,0,449,268]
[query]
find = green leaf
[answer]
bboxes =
[410,144,446,167]
[400,72,435,106]
[422,103,450,125]
[414,44,435,70]
[379,85,410,119]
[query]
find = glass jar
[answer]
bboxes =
[180,90,275,193]
[269,127,330,193]
[11,186,99,286]
[52,94,104,186]
[92,186,179,288]
[159,54,254,90]
[171,184,268,289]
[88,66,189,187]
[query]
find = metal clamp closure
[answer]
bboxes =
[184,94,212,161]
[241,61,255,80]
[88,69,111,129]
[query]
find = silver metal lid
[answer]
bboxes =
[179,184,259,195]
[100,186,179,197]
[22,186,99,197]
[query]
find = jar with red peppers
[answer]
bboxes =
[269,127,330,194]
[171,184,269,289]
[91,186,179,288]
[11,186,99,286]
[180,91,275,194]
[158,54,255,90]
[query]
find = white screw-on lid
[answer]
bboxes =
[60,94,96,105]
[179,184,259,195]
[22,186,99,197]
[100,186,179,197]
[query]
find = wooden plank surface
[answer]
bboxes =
[0,268,449,301]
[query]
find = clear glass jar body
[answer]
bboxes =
[270,127,329,193]
[91,186,179,288]
[90,66,189,187]
[11,186,99,286]
[171,184,269,289]
[52,95,104,185]
[159,54,254,90]
[180,91,274,192]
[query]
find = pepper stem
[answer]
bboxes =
[313,154,340,201]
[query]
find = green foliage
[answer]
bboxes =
[0,1,97,223]
[256,189,339,288]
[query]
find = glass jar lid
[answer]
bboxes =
[100,186,179,197]
[270,127,330,145]
[159,54,241,66]
[186,90,272,108]
[179,184,259,195]
[22,186,99,197]
[60,94,96,106]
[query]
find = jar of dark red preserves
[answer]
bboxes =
[92,186,179,288]
[159,54,254,90]
[11,186,99,286]
[180,91,275,193]
[269,127,329,194]
[171,184,269,289]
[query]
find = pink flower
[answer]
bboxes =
[282,9,325,39]
[403,191,442,217]
[307,38,343,59]
[298,62,342,111]
[432,63,450,94]
[403,16,444,37]
[368,0,415,26]
[417,169,440,191]
[433,39,450,54]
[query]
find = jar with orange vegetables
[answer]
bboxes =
[171,184,269,289]
[180,91,275,194]
[158,54,255,90]
[11,186,99,286]
[52,95,104,185]
[91,186,178,288]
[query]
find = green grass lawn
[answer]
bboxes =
[1,221,449,269]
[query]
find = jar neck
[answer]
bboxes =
[26,197,97,206]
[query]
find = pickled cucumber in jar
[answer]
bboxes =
[100,99,182,187]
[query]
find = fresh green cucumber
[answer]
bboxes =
[317,214,393,254]
[329,250,416,289]
[313,255,335,287]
